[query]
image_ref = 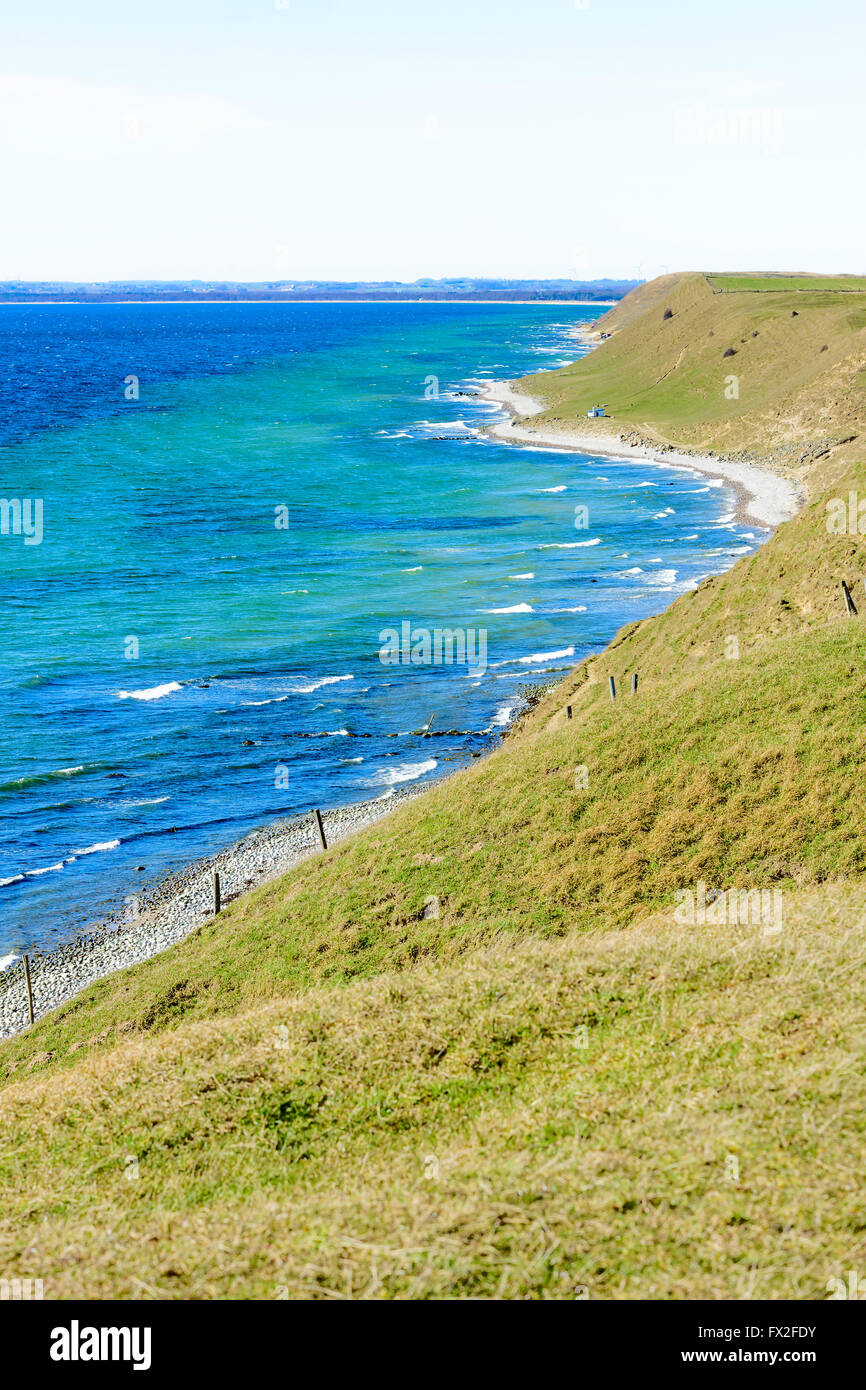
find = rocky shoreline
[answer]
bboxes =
[0,675,562,1040]
[0,783,432,1039]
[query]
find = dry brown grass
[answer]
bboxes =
[2,881,865,1300]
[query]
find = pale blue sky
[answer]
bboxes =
[1,0,862,281]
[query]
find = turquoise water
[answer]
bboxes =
[0,303,761,955]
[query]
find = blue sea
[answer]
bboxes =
[0,302,761,957]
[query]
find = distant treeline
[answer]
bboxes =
[0,278,639,304]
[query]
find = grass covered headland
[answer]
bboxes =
[2,273,865,1300]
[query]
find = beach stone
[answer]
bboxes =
[0,779,450,1041]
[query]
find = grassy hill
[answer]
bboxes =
[2,272,865,1300]
[709,273,866,295]
[520,271,866,466]
[2,886,865,1300]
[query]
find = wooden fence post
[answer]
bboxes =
[608,676,616,702]
[23,953,34,1027]
[213,870,221,915]
[841,580,857,615]
[632,672,638,695]
[566,705,572,720]
[314,808,328,850]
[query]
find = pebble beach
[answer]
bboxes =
[0,784,432,1039]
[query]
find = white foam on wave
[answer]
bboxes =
[402,566,423,572]
[0,875,24,888]
[6,764,86,787]
[521,645,576,663]
[416,419,475,434]
[118,681,183,702]
[483,602,534,614]
[552,605,588,612]
[540,485,567,493]
[365,757,438,787]
[487,702,518,729]
[653,508,675,518]
[508,572,534,579]
[538,538,602,549]
[491,645,575,668]
[291,674,354,694]
[242,695,288,707]
[25,861,65,877]
[73,839,121,857]
[0,952,18,970]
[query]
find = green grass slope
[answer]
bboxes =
[1,886,865,1299]
[521,271,866,461]
[3,614,865,1086]
[2,272,865,1299]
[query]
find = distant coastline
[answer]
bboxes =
[0,299,619,308]
[0,277,639,306]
